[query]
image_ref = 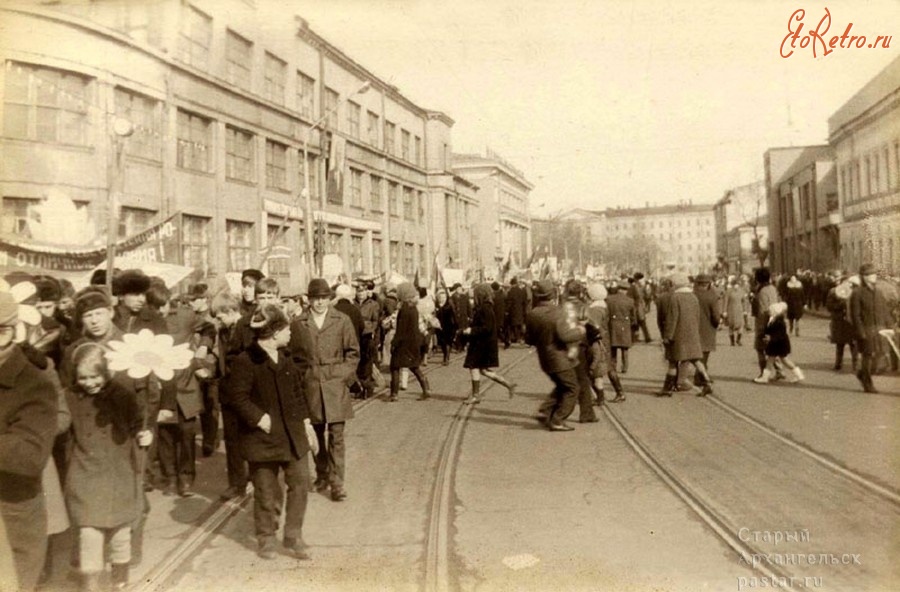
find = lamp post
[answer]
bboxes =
[301,80,371,277]
[105,116,134,294]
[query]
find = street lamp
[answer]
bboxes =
[105,116,134,294]
[301,80,371,276]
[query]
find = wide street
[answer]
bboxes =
[41,312,899,592]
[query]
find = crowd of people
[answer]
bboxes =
[1,260,898,591]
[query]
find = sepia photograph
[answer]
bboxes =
[0,0,898,590]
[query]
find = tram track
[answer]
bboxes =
[602,394,900,590]
[134,349,467,592]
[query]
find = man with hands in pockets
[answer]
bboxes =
[225,304,318,561]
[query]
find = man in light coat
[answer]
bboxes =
[289,279,359,502]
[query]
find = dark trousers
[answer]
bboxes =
[1,496,47,592]
[199,381,220,455]
[548,369,578,426]
[357,334,376,394]
[157,417,198,488]
[249,458,309,542]
[508,323,523,344]
[221,406,248,490]
[313,422,346,489]
[574,361,597,422]
[634,318,652,342]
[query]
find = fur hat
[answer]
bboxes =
[34,276,61,302]
[249,304,289,339]
[754,267,771,285]
[669,272,690,289]
[74,286,112,319]
[0,291,17,327]
[586,283,607,302]
[113,269,151,296]
[241,269,265,284]
[396,282,418,303]
[307,278,331,299]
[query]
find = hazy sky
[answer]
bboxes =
[280,0,900,214]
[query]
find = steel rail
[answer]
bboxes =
[423,348,534,592]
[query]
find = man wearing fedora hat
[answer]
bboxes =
[849,263,895,393]
[289,278,359,501]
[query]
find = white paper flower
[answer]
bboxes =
[105,329,193,380]
[0,279,42,343]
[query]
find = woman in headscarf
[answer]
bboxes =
[462,283,516,404]
[387,283,430,402]
[584,282,625,403]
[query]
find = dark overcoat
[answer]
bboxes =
[525,302,583,374]
[663,289,703,361]
[492,289,507,331]
[506,285,527,327]
[606,291,635,348]
[849,281,894,355]
[435,301,457,347]
[451,292,472,329]
[289,308,358,424]
[464,303,499,369]
[785,286,805,320]
[226,343,311,462]
[825,289,855,345]
[389,302,423,369]
[65,381,141,527]
[694,286,721,352]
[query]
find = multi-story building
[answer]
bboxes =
[764,146,838,274]
[531,202,716,276]
[713,181,769,275]
[0,1,456,291]
[452,149,532,278]
[829,55,900,276]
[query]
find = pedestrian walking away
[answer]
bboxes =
[463,283,516,404]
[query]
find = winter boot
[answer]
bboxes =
[620,349,629,374]
[417,375,431,400]
[736,332,742,346]
[753,369,772,384]
[657,374,676,397]
[111,563,129,590]
[609,374,626,402]
[729,334,735,346]
[791,366,805,382]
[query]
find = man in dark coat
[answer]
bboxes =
[227,304,315,560]
[661,273,714,397]
[628,273,652,343]
[506,277,527,345]
[450,283,471,351]
[525,280,585,432]
[606,281,636,373]
[112,270,167,335]
[692,274,721,381]
[355,282,382,399]
[0,291,57,592]
[849,263,895,393]
[491,282,509,349]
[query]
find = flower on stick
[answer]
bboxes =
[105,329,193,380]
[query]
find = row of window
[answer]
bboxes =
[838,140,900,205]
[610,218,712,231]
[176,4,424,166]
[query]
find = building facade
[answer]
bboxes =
[713,181,768,275]
[452,150,532,279]
[0,1,453,291]
[764,146,838,274]
[829,55,900,276]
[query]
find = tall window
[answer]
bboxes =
[873,152,880,193]
[118,207,156,239]
[3,63,91,145]
[388,182,399,216]
[417,191,425,221]
[226,220,254,272]
[414,135,422,166]
[350,235,364,273]
[266,222,290,281]
[372,238,383,273]
[176,4,211,69]
[402,187,414,220]
[225,126,254,182]
[418,245,426,275]
[296,71,315,119]
[403,243,414,274]
[347,101,361,139]
[384,121,396,154]
[182,215,210,274]
[883,146,891,192]
[226,30,252,90]
[176,110,212,172]
[401,129,411,161]
[349,168,362,207]
[367,111,379,146]
[263,52,286,104]
[370,175,382,211]
[390,241,399,271]
[324,87,339,129]
[299,154,319,199]
[1,197,37,237]
[115,88,161,160]
[265,140,287,190]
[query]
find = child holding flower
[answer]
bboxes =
[64,343,153,591]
